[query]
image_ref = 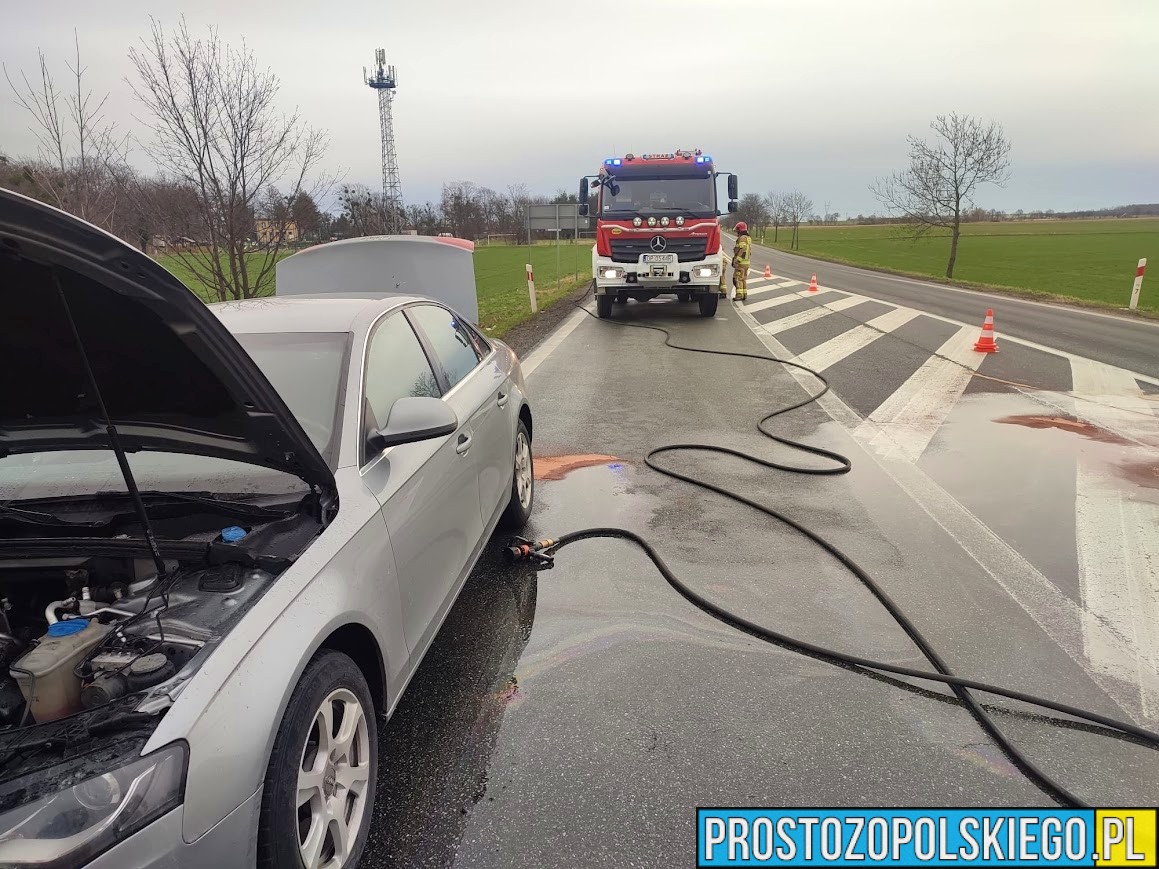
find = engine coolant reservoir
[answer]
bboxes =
[11,618,113,723]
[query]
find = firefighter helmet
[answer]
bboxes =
[735,221,748,233]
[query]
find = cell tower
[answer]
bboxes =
[364,49,403,234]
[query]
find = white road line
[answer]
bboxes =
[747,279,802,298]
[854,326,986,462]
[744,291,818,315]
[520,307,589,377]
[1075,463,1159,717]
[762,294,867,335]
[797,307,921,372]
[1069,357,1159,447]
[1069,356,1159,715]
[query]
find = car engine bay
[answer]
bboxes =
[0,543,295,792]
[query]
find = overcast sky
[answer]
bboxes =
[3,0,1157,216]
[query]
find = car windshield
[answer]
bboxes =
[601,177,716,216]
[232,331,349,463]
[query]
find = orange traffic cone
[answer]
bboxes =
[763,264,772,279]
[973,309,999,353]
[807,273,819,293]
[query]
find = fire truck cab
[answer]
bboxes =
[579,150,738,319]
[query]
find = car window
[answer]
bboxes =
[363,313,442,451]
[233,332,348,463]
[406,305,482,390]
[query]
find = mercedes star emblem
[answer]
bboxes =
[649,236,667,252]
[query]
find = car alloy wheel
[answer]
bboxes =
[297,688,371,869]
[515,430,533,510]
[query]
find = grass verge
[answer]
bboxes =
[756,219,1158,314]
[156,240,595,339]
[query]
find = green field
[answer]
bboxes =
[759,219,1158,312]
[156,240,592,337]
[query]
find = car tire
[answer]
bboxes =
[698,294,719,317]
[596,295,613,319]
[500,419,534,530]
[257,650,378,869]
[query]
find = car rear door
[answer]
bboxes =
[405,304,512,528]
[360,310,482,654]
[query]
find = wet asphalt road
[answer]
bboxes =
[730,235,1159,379]
[362,299,1157,867]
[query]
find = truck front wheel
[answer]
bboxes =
[698,294,719,317]
[596,294,613,319]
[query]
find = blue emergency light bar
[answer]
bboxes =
[604,158,622,166]
[696,155,713,163]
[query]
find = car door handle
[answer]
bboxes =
[497,391,509,408]
[455,434,472,455]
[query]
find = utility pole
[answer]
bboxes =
[364,49,403,233]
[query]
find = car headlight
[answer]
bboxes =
[0,742,186,867]
[647,217,657,227]
[632,216,642,227]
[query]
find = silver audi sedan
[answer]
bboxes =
[0,190,534,868]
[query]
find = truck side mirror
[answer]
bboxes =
[727,201,738,213]
[578,179,589,216]
[727,174,738,200]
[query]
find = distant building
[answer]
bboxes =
[254,219,299,244]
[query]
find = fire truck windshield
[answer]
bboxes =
[600,177,717,217]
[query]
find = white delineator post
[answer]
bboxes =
[1129,258,1146,310]
[525,264,538,313]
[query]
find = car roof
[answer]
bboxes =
[208,295,425,334]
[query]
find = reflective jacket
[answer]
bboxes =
[733,234,752,266]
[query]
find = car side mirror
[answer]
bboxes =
[727,200,738,213]
[727,174,738,200]
[578,179,589,216]
[367,396,457,453]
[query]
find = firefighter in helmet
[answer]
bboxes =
[732,222,752,300]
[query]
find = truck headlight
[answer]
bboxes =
[660,216,670,227]
[632,216,642,227]
[696,266,718,278]
[0,742,186,867]
[601,268,623,279]
[647,217,657,227]
[675,216,685,226]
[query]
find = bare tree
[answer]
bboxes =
[128,19,331,300]
[5,33,130,229]
[872,112,1011,278]
[784,190,813,250]
[736,193,769,239]
[763,191,787,243]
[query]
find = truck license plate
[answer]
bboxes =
[643,254,675,263]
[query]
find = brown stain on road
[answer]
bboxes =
[534,454,622,481]
[994,414,1133,445]
[1118,461,1159,490]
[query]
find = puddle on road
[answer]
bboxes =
[534,454,624,481]
[993,414,1133,445]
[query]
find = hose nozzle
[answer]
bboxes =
[504,537,557,568]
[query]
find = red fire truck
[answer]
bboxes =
[579,150,738,318]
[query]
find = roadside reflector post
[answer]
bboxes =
[526,263,538,313]
[1129,257,1146,310]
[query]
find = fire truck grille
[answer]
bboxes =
[609,238,709,263]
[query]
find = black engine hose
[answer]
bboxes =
[543,291,1159,808]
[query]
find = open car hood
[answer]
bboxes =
[0,190,335,496]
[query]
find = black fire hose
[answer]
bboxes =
[507,287,1159,808]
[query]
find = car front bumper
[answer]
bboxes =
[593,252,722,294]
[86,788,261,869]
